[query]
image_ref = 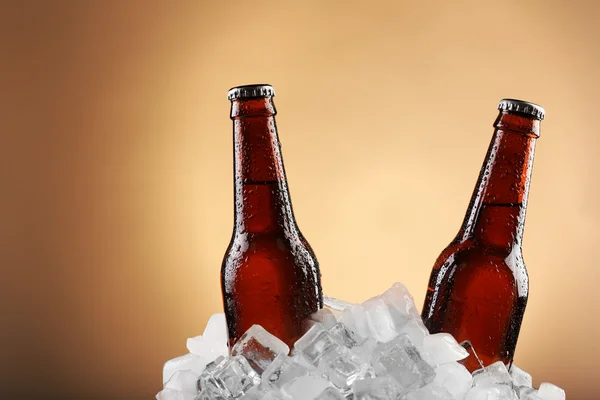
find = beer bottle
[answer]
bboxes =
[421,99,545,371]
[221,84,323,349]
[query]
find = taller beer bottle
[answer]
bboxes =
[422,99,545,371]
[221,84,322,349]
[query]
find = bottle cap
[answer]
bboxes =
[498,99,545,120]
[227,84,275,101]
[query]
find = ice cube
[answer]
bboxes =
[509,364,532,388]
[380,282,421,318]
[420,333,469,366]
[238,385,263,400]
[262,391,287,400]
[472,361,512,387]
[328,322,362,349]
[164,370,198,400]
[323,295,355,311]
[340,305,371,339]
[262,354,312,388]
[351,337,378,364]
[186,335,228,362]
[195,389,226,400]
[315,387,345,400]
[362,297,398,342]
[308,308,338,330]
[396,317,429,348]
[214,355,261,398]
[280,375,332,400]
[163,353,209,384]
[465,384,518,400]
[370,334,435,392]
[519,387,544,400]
[231,324,290,373]
[197,356,228,395]
[538,382,566,400]
[293,323,339,366]
[433,361,473,399]
[352,376,402,400]
[203,313,228,343]
[198,355,260,398]
[317,345,371,393]
[405,384,454,400]
[156,388,184,400]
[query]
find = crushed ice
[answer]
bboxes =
[158,283,565,400]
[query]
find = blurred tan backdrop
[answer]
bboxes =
[1,0,599,398]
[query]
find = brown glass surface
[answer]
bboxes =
[221,93,322,349]
[422,110,540,372]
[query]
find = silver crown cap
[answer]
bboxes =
[498,99,545,120]
[227,84,275,101]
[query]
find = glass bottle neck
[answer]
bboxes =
[231,97,297,235]
[458,112,539,249]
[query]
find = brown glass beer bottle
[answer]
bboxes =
[422,99,545,372]
[221,84,323,349]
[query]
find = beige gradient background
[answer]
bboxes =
[1,0,599,398]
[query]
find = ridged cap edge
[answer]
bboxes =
[227,84,275,101]
[498,99,545,120]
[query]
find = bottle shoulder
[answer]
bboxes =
[434,239,527,273]
[222,231,318,269]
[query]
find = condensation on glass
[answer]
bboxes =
[221,84,323,350]
[422,99,545,372]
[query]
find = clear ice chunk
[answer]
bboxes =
[280,375,332,400]
[538,382,566,400]
[293,323,339,366]
[239,385,287,400]
[323,295,355,311]
[370,334,435,392]
[420,333,469,366]
[340,305,371,339]
[238,385,263,400]
[472,361,512,387]
[317,345,371,393]
[308,308,338,330]
[519,387,544,400]
[197,355,260,398]
[187,313,229,360]
[163,353,209,384]
[352,376,402,400]
[328,322,362,349]
[405,384,454,400]
[262,392,287,400]
[156,388,184,400]
[381,282,421,318]
[164,370,198,400]
[433,361,473,399]
[465,384,518,400]
[195,389,226,400]
[261,354,312,389]
[351,337,378,364]
[362,297,398,342]
[397,317,429,348]
[231,324,290,373]
[509,364,532,388]
[197,356,227,394]
[214,355,261,398]
[186,336,228,364]
[315,387,345,400]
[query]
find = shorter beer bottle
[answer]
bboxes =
[221,84,323,349]
[422,99,545,371]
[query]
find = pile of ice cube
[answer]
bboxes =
[158,283,565,400]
